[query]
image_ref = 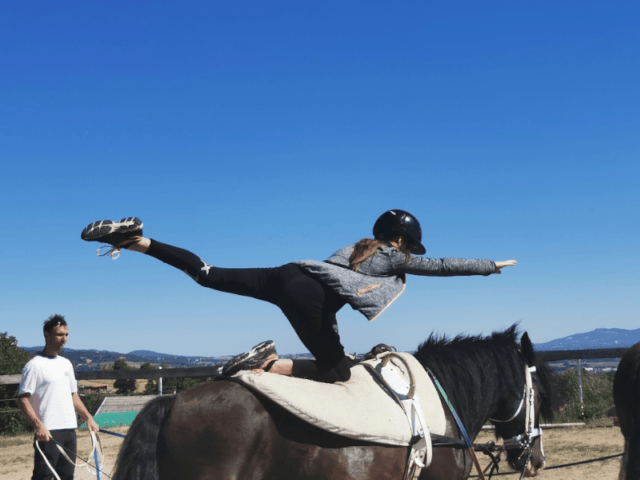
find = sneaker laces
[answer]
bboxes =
[96,245,122,260]
[96,238,139,260]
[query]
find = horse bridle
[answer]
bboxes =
[489,364,543,478]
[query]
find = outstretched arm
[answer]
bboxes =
[397,255,497,276]
[494,260,517,274]
[394,251,516,277]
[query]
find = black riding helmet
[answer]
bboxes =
[373,209,426,255]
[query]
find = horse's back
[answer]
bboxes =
[156,378,408,480]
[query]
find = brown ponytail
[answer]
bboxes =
[349,237,412,271]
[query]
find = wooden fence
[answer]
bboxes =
[0,365,224,385]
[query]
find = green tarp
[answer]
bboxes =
[80,411,139,429]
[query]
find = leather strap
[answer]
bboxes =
[427,369,486,480]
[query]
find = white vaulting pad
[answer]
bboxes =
[232,352,446,446]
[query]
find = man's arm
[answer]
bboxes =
[72,393,99,432]
[18,394,52,442]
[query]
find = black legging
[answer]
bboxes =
[145,240,351,382]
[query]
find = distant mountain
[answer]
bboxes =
[535,328,640,351]
[21,346,313,371]
[21,347,226,371]
[128,349,177,358]
[126,349,224,363]
[127,349,313,362]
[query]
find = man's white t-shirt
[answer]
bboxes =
[19,354,78,430]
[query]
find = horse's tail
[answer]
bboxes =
[112,395,176,480]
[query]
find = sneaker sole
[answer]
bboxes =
[81,217,143,241]
[222,341,276,375]
[250,340,276,357]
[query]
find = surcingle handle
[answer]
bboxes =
[381,353,416,399]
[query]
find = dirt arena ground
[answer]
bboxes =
[475,426,624,479]
[1,425,625,479]
[1,426,128,480]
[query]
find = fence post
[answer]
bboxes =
[577,358,584,418]
[159,366,163,396]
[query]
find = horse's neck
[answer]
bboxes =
[428,351,508,436]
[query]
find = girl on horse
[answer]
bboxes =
[81,209,516,383]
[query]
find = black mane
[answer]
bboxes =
[412,324,554,432]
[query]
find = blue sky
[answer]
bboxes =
[2,2,638,357]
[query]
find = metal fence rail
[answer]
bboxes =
[537,348,628,362]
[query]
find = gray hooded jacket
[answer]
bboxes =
[296,245,495,322]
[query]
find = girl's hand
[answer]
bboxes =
[494,260,517,274]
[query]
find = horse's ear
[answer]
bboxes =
[521,332,535,366]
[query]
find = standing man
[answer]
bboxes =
[18,314,99,480]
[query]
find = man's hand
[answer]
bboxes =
[86,417,100,433]
[35,424,52,442]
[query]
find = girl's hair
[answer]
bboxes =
[349,236,412,271]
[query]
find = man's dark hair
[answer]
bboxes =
[43,314,67,334]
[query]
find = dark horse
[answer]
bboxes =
[614,342,640,480]
[113,325,553,480]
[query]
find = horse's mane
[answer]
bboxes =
[412,324,554,430]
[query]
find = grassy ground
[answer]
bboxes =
[1,425,625,480]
